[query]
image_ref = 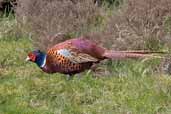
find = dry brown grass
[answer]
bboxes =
[103,0,171,50]
[15,0,106,50]
[15,0,171,51]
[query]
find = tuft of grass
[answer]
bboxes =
[1,38,171,114]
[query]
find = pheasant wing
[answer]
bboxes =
[49,48,98,64]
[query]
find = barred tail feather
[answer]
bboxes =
[103,50,167,60]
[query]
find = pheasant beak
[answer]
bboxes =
[25,56,30,61]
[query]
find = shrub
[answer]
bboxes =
[95,0,123,7]
[15,0,171,51]
[15,0,106,50]
[0,0,16,16]
[103,0,171,50]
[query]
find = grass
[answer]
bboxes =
[0,11,171,113]
[0,38,171,114]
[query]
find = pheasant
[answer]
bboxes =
[26,37,164,76]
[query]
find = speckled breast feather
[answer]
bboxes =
[47,48,93,74]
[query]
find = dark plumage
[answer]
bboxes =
[26,37,164,75]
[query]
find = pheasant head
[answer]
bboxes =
[26,50,46,68]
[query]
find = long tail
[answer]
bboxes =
[103,50,167,60]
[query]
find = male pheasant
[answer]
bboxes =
[26,37,164,75]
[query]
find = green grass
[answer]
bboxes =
[0,38,171,114]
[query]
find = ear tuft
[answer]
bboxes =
[33,49,41,53]
[38,50,41,52]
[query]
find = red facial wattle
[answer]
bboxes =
[28,53,36,62]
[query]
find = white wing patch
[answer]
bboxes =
[57,49,72,57]
[57,49,98,63]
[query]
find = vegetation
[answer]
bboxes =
[1,37,171,114]
[1,0,171,114]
